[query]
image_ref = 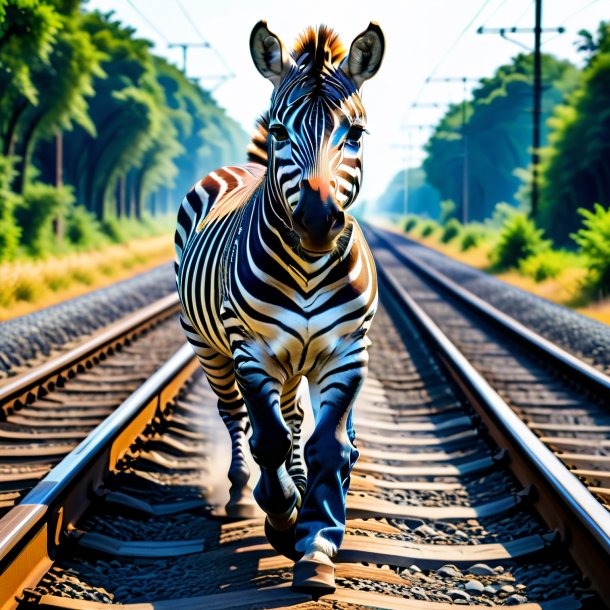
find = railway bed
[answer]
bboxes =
[0,237,609,608]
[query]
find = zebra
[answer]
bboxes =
[174,20,384,595]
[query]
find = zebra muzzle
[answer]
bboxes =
[292,184,345,253]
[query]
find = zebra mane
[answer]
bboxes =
[292,25,347,67]
[247,112,269,167]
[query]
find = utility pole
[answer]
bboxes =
[477,6,564,219]
[532,0,542,220]
[426,77,480,224]
[395,124,435,219]
[168,42,210,73]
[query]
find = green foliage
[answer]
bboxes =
[403,216,418,233]
[460,227,483,251]
[15,182,73,255]
[440,199,456,225]
[101,214,169,243]
[519,250,581,282]
[441,218,461,243]
[539,22,610,246]
[66,204,107,248]
[1,4,248,231]
[571,203,610,295]
[373,167,441,219]
[420,221,438,238]
[424,53,579,223]
[490,212,551,271]
[0,156,21,260]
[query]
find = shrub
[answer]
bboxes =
[66,205,108,249]
[461,228,481,251]
[440,199,456,224]
[403,216,418,233]
[490,212,551,271]
[571,203,610,295]
[420,221,438,238]
[14,266,45,303]
[519,250,580,282]
[15,183,74,256]
[441,219,461,243]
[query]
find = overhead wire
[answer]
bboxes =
[403,0,494,121]
[174,0,234,77]
[126,0,170,44]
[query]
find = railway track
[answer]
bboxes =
[0,237,608,608]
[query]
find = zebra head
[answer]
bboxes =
[250,21,384,254]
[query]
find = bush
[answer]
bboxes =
[66,205,108,249]
[403,216,418,233]
[441,218,461,243]
[519,250,580,282]
[490,212,551,271]
[420,221,438,238]
[101,214,170,243]
[15,183,74,256]
[440,199,456,224]
[571,203,610,295]
[460,228,482,251]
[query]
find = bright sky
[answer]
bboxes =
[87,0,607,206]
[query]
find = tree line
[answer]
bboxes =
[379,22,610,247]
[0,0,247,259]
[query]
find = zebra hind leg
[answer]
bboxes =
[182,316,256,518]
[218,397,258,518]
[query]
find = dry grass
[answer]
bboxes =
[373,219,610,326]
[0,235,174,321]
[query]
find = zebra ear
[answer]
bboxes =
[341,22,385,89]
[250,20,293,87]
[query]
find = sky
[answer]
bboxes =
[86,0,608,206]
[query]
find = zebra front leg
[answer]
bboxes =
[281,376,307,497]
[292,339,368,594]
[233,350,301,557]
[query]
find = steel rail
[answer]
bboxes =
[368,224,610,396]
[0,293,181,416]
[0,343,197,610]
[377,255,610,603]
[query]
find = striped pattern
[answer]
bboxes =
[175,25,378,544]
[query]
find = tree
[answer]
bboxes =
[423,53,579,222]
[375,167,441,219]
[9,2,104,191]
[538,22,610,245]
[0,0,62,155]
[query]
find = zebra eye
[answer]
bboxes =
[345,125,365,146]
[269,125,290,142]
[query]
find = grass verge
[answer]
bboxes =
[0,235,174,322]
[373,218,610,326]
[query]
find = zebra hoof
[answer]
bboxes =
[291,552,336,598]
[264,514,302,562]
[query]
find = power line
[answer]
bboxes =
[407,0,495,115]
[126,0,170,44]
[173,0,234,85]
[560,0,602,24]
[514,0,535,27]
[481,0,511,27]
[176,0,210,45]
